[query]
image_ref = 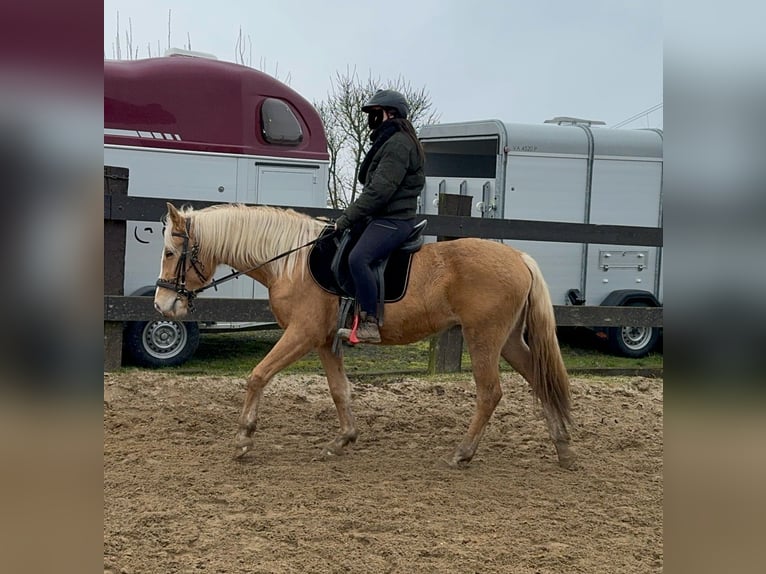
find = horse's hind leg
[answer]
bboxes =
[501,323,575,468]
[234,327,314,459]
[450,327,504,466]
[316,345,358,457]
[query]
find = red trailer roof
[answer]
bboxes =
[104,55,329,161]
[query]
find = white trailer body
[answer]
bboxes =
[104,146,327,319]
[418,119,663,355]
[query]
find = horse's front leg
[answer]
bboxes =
[234,328,314,459]
[316,345,358,457]
[450,329,504,467]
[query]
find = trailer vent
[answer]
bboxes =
[544,116,605,127]
[164,48,218,60]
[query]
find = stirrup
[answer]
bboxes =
[332,297,356,355]
[335,315,359,344]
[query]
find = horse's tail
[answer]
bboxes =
[521,253,572,426]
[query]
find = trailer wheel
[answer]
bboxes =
[124,320,200,368]
[606,302,660,358]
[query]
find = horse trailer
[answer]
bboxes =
[417,118,663,357]
[104,51,329,366]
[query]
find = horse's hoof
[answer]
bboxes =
[320,442,346,458]
[443,456,471,470]
[558,454,577,470]
[233,437,254,460]
[556,448,577,470]
[233,446,251,460]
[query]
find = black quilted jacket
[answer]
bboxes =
[335,130,424,231]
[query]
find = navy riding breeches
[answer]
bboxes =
[347,218,416,317]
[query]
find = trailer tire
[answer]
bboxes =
[123,319,200,368]
[606,302,660,358]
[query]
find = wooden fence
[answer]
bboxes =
[104,166,663,371]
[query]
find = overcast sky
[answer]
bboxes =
[103,0,663,128]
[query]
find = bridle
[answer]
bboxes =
[155,218,208,311]
[155,216,332,313]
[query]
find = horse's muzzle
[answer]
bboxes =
[153,289,188,319]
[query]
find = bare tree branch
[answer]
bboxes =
[315,99,351,208]
[125,17,134,60]
[115,11,121,60]
[235,27,245,65]
[317,68,440,208]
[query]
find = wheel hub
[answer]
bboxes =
[143,321,188,358]
[621,325,652,350]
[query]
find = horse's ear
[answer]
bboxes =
[166,202,185,231]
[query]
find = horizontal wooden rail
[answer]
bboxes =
[104,296,275,323]
[104,194,662,247]
[104,296,662,327]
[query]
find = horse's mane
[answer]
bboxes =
[166,204,327,280]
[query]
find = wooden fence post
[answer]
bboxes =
[429,192,473,373]
[104,166,129,371]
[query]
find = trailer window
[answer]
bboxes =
[260,98,303,145]
[422,139,497,178]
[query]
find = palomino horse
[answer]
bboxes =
[154,203,575,468]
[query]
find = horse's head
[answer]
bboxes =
[153,203,212,319]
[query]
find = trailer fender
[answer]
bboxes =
[599,289,661,308]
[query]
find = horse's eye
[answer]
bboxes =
[165,250,174,258]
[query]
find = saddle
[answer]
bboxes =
[308,219,427,327]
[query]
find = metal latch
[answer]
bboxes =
[477,181,497,215]
[475,200,498,214]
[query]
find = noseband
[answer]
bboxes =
[155,218,207,311]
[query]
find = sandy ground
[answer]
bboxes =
[104,370,663,574]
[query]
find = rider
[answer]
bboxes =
[334,89,425,343]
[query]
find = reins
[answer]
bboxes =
[156,218,331,312]
[195,236,326,295]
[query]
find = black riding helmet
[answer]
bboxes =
[362,89,409,120]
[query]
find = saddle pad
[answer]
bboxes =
[308,227,417,303]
